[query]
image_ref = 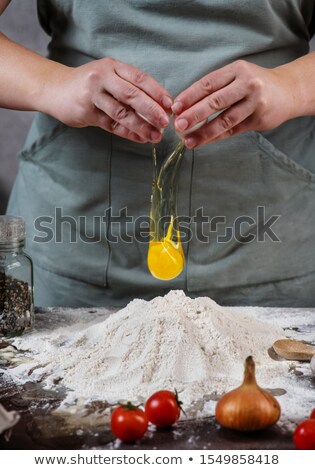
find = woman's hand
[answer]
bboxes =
[46,57,173,144]
[0,34,172,143]
[172,60,296,148]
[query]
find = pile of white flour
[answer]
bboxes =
[7,290,287,406]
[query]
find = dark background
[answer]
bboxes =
[1,1,315,215]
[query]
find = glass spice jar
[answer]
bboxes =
[0,215,34,337]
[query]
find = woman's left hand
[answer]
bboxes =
[172,60,296,148]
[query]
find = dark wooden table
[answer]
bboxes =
[1,306,314,450]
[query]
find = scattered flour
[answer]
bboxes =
[6,290,289,408]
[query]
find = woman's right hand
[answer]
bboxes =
[45,57,173,143]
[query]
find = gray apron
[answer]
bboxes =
[7,0,315,307]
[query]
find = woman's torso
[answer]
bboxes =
[7,0,315,306]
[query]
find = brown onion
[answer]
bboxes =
[215,356,281,432]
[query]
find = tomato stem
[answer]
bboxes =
[174,389,186,417]
[120,401,143,411]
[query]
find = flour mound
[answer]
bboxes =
[10,290,285,405]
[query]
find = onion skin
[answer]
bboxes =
[215,356,281,432]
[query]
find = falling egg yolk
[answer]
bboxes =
[147,238,185,280]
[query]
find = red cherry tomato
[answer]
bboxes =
[110,404,148,442]
[310,409,315,420]
[293,419,315,450]
[145,390,183,427]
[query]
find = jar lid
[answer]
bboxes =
[0,215,25,246]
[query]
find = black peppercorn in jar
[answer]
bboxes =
[0,216,34,337]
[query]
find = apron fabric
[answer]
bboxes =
[7,0,315,307]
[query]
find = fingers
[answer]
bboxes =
[172,65,236,115]
[107,59,172,129]
[192,116,256,145]
[184,98,255,148]
[174,80,248,134]
[172,60,288,148]
[106,74,170,130]
[92,109,148,143]
[93,91,162,142]
[114,60,173,111]
[78,58,174,142]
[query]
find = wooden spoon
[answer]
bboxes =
[273,339,315,361]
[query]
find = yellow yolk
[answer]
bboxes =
[147,238,185,280]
